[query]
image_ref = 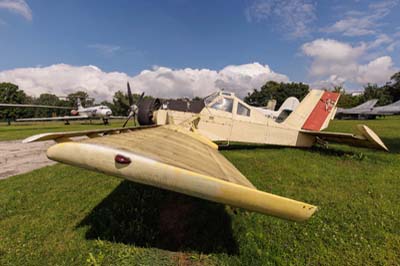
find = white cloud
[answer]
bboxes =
[311,75,346,89]
[302,38,366,63]
[245,0,316,38]
[88,44,121,56]
[302,38,398,87]
[357,56,395,84]
[0,63,289,101]
[324,0,399,37]
[0,0,32,21]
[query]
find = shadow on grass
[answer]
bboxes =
[218,143,285,151]
[78,181,239,254]
[381,138,400,153]
[307,146,360,157]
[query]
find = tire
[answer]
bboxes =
[138,98,161,125]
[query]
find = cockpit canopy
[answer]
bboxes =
[204,91,251,117]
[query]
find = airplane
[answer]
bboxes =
[24,88,388,223]
[366,99,400,117]
[14,98,115,125]
[335,99,378,119]
[336,99,400,119]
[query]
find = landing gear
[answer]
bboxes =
[103,118,109,125]
[64,120,70,125]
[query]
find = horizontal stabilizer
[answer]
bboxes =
[301,125,388,151]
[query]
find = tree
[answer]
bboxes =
[362,83,391,106]
[67,91,94,108]
[0,82,29,122]
[34,93,65,117]
[244,81,309,109]
[386,72,400,102]
[111,90,151,116]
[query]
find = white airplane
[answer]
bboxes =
[16,98,115,125]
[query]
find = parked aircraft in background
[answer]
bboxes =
[15,99,116,125]
[258,96,299,122]
[336,99,400,119]
[367,100,400,117]
[25,88,388,224]
[335,99,378,119]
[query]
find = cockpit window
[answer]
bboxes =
[211,97,233,113]
[237,103,250,116]
[204,92,219,106]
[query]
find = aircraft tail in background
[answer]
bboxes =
[77,98,83,111]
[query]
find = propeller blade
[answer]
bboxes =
[122,112,133,128]
[127,82,133,106]
[137,92,145,106]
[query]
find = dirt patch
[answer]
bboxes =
[0,140,55,180]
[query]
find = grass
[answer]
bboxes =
[0,120,127,141]
[0,117,399,265]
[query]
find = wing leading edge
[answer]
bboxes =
[26,125,317,221]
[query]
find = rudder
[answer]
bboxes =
[283,90,340,131]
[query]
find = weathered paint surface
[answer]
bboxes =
[302,91,340,131]
[46,141,317,221]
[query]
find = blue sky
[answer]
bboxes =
[0,0,399,99]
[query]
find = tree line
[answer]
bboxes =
[244,71,400,109]
[1,70,399,121]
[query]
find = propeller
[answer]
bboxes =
[122,82,145,128]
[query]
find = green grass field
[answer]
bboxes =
[0,118,399,265]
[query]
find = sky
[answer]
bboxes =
[0,0,399,101]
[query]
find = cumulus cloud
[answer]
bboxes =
[0,0,32,21]
[0,63,289,101]
[357,56,396,84]
[311,75,346,89]
[245,0,316,38]
[302,38,398,87]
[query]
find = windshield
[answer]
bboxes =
[204,92,219,106]
[211,97,233,113]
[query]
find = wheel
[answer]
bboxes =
[138,98,161,125]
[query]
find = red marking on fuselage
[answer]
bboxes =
[302,91,340,131]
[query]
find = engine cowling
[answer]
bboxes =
[138,98,161,125]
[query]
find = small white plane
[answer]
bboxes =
[16,98,114,125]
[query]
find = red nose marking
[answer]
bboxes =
[115,154,131,164]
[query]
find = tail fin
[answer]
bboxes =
[77,98,83,110]
[277,97,300,113]
[283,90,340,131]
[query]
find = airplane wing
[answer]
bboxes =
[24,125,317,222]
[16,115,90,122]
[301,124,388,151]
[0,103,71,109]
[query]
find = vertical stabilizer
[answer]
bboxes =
[77,98,83,111]
[284,90,340,131]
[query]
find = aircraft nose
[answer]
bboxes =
[106,110,112,116]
